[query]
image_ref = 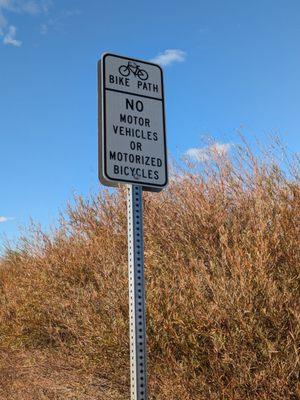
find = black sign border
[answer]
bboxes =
[98,52,168,191]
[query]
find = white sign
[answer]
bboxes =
[98,53,168,191]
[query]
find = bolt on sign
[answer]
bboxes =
[98,53,168,191]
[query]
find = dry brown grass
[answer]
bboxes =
[0,140,299,399]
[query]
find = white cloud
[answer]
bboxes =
[0,1,77,43]
[0,0,53,44]
[39,22,47,33]
[0,216,13,223]
[3,24,21,45]
[0,11,7,34]
[0,0,13,10]
[0,0,52,14]
[39,7,81,35]
[22,0,40,15]
[62,8,80,17]
[21,0,53,14]
[151,49,186,67]
[185,143,232,162]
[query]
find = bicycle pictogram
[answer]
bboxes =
[119,61,149,81]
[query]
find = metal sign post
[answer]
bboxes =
[127,184,148,400]
[98,53,168,399]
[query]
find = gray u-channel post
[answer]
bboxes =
[127,184,148,400]
[98,53,168,400]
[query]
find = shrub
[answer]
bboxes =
[0,140,299,399]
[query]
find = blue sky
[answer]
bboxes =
[0,0,300,247]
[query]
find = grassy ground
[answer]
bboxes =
[0,141,299,399]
